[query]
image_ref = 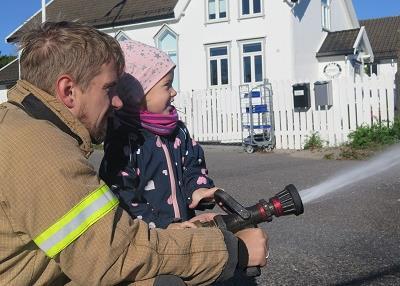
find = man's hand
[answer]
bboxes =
[189,212,218,223]
[189,187,219,209]
[166,221,197,229]
[235,228,269,267]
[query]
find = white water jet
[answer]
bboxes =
[300,145,400,204]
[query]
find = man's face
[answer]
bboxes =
[75,61,122,143]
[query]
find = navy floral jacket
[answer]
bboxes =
[100,118,214,229]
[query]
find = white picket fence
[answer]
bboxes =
[174,75,396,149]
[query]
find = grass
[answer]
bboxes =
[303,132,324,150]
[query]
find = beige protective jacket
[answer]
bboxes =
[0,81,237,286]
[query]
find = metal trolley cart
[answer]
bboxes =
[239,81,275,154]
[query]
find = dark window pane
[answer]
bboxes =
[243,56,251,83]
[209,13,216,20]
[253,0,261,13]
[210,60,218,85]
[243,43,262,53]
[210,47,227,57]
[242,0,250,15]
[255,55,263,82]
[221,59,229,84]
[219,12,226,18]
[372,63,378,75]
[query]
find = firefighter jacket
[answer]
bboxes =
[0,80,238,285]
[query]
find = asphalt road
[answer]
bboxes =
[90,145,400,286]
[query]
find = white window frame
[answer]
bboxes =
[321,0,331,31]
[154,25,180,91]
[238,39,265,84]
[205,43,231,87]
[205,0,229,23]
[115,30,131,42]
[239,0,264,19]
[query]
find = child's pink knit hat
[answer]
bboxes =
[119,40,176,94]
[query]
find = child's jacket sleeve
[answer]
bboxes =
[180,123,215,201]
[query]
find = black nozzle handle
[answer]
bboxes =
[246,266,261,277]
[195,199,216,211]
[214,189,251,219]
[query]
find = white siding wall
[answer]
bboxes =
[293,0,358,80]
[109,0,296,90]
[0,86,7,103]
[379,60,398,76]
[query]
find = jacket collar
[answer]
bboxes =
[7,80,93,157]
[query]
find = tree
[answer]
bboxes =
[0,52,17,69]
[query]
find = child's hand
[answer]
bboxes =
[189,187,219,209]
[167,221,197,229]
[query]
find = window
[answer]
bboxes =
[155,27,179,90]
[240,41,264,83]
[364,63,378,77]
[321,0,331,31]
[116,31,131,42]
[240,0,263,18]
[206,45,230,86]
[207,0,228,21]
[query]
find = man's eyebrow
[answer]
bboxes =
[104,81,117,88]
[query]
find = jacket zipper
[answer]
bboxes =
[160,138,181,218]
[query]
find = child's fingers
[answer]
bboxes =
[189,187,219,209]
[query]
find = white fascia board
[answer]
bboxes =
[0,58,18,72]
[5,0,56,43]
[354,26,374,62]
[343,0,360,28]
[174,0,191,20]
[100,18,178,34]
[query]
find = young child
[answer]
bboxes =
[100,40,218,229]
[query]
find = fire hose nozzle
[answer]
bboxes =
[269,184,304,217]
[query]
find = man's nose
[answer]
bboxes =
[111,95,123,110]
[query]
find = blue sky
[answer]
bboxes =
[0,0,399,56]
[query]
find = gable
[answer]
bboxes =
[7,0,179,43]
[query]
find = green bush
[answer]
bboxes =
[304,132,324,150]
[347,119,400,149]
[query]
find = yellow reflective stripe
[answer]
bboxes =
[34,184,118,258]
[34,184,110,246]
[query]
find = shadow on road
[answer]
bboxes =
[333,264,400,286]
[214,271,258,286]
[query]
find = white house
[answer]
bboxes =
[1,0,363,94]
[0,0,396,148]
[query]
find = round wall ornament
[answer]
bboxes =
[323,63,342,79]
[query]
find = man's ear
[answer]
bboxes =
[55,75,76,109]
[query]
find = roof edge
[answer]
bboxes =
[6,0,56,43]
[343,0,360,28]
[316,49,355,58]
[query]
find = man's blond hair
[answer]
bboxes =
[19,21,125,95]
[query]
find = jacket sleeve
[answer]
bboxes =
[180,123,215,201]
[8,122,235,285]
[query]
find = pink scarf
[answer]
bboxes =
[140,107,178,136]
